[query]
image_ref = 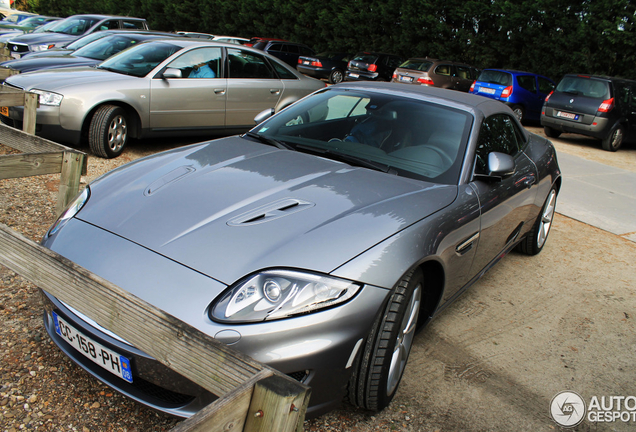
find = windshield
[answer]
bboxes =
[399,59,433,71]
[252,89,472,184]
[352,53,378,64]
[74,35,143,61]
[49,17,99,35]
[478,70,512,86]
[64,31,112,50]
[556,76,610,99]
[30,20,61,34]
[98,41,182,77]
[16,17,46,27]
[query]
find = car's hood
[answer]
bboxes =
[75,137,457,285]
[2,55,98,72]
[5,67,134,91]
[8,32,75,44]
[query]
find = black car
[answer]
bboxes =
[541,74,636,151]
[345,52,404,82]
[296,51,351,84]
[252,40,315,67]
[0,32,181,74]
[6,14,148,58]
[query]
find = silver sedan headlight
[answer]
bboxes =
[210,270,361,323]
[30,43,55,52]
[31,89,63,106]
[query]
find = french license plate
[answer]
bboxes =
[399,76,413,82]
[0,106,8,116]
[480,88,496,95]
[349,73,359,78]
[52,311,133,383]
[10,52,20,59]
[557,111,579,120]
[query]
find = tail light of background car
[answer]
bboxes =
[545,90,553,102]
[392,72,397,79]
[417,77,434,85]
[598,98,615,113]
[367,64,377,72]
[501,86,513,98]
[469,81,476,93]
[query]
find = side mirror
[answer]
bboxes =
[162,68,182,79]
[254,108,275,124]
[487,152,515,178]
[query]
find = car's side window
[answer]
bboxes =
[475,114,522,174]
[99,20,120,31]
[455,66,470,79]
[268,44,283,53]
[167,48,222,79]
[435,64,451,76]
[228,49,275,79]
[270,60,297,79]
[538,77,555,94]
[122,20,145,29]
[517,75,537,93]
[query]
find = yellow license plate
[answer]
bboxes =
[0,106,8,116]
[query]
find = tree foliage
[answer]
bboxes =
[28,0,636,80]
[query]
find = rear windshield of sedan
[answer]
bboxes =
[254,88,473,185]
[477,70,512,86]
[556,76,610,99]
[399,59,433,71]
[98,41,182,77]
[352,53,379,64]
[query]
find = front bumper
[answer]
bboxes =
[40,218,390,418]
[1,104,82,145]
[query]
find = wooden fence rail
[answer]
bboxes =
[0,224,311,431]
[0,88,87,214]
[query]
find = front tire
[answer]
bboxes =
[601,125,623,152]
[329,69,344,84]
[516,187,557,255]
[89,105,129,158]
[347,269,422,411]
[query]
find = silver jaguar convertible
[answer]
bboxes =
[40,83,561,418]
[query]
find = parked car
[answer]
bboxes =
[0,12,34,26]
[38,82,561,419]
[0,32,182,74]
[469,69,555,123]
[252,39,315,67]
[345,52,404,82]
[245,36,286,47]
[1,39,325,158]
[0,14,60,35]
[0,19,63,46]
[212,35,249,45]
[5,14,148,58]
[541,74,636,151]
[297,51,352,84]
[391,57,479,92]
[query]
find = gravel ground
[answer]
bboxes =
[1,132,635,432]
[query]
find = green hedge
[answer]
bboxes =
[27,0,636,81]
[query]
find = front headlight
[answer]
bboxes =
[210,270,361,323]
[47,187,90,237]
[30,43,55,52]
[30,89,63,106]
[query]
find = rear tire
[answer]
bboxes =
[329,69,344,84]
[516,187,557,255]
[89,105,129,159]
[347,269,422,411]
[544,126,561,139]
[512,105,524,122]
[601,125,623,152]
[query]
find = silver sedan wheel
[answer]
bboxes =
[108,114,127,153]
[387,283,421,396]
[537,188,557,249]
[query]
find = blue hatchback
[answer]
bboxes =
[470,69,555,123]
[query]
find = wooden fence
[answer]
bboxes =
[0,42,19,81]
[0,87,87,215]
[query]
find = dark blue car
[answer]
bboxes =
[470,69,555,123]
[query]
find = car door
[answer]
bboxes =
[149,47,227,130]
[225,48,282,128]
[454,65,474,92]
[468,114,538,276]
[516,74,544,118]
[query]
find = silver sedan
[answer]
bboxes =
[1,39,325,157]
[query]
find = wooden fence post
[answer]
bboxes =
[56,151,86,214]
[22,91,38,135]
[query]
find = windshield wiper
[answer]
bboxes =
[295,143,393,173]
[243,132,295,150]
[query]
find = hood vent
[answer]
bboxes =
[144,165,195,196]
[227,198,315,226]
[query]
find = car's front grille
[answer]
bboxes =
[287,370,310,383]
[7,43,29,54]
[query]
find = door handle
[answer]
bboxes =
[524,176,536,188]
[270,89,280,95]
[214,89,226,95]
